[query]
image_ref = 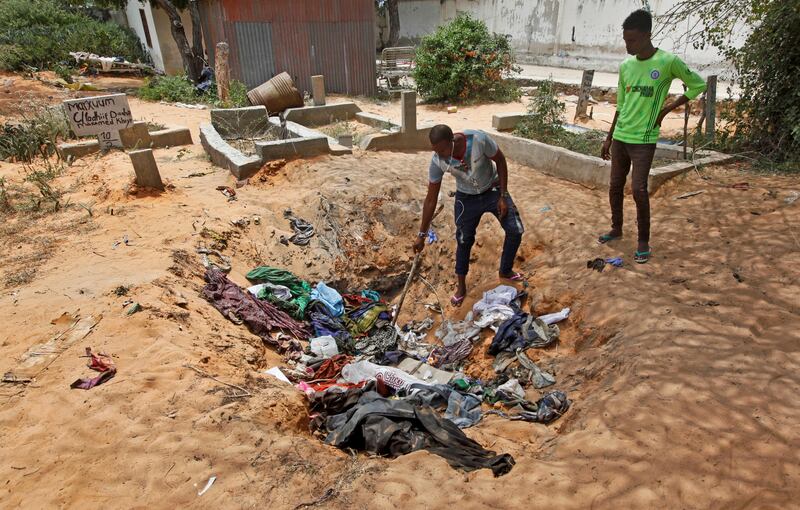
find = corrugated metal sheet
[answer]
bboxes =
[234,22,276,88]
[199,0,376,96]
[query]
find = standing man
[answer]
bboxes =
[600,9,706,263]
[413,125,524,306]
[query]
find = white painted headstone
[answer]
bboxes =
[62,94,133,149]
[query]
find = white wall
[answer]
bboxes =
[389,0,740,74]
[125,0,164,72]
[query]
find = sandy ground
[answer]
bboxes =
[1,76,799,509]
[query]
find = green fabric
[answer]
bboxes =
[613,49,706,144]
[246,266,312,320]
[347,304,389,336]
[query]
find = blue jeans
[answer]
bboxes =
[454,188,524,276]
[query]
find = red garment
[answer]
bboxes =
[70,347,116,390]
[342,294,373,310]
[314,354,352,380]
[306,380,365,393]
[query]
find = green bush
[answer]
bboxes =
[0,106,71,163]
[139,75,251,108]
[0,0,147,71]
[514,78,606,157]
[138,75,198,103]
[413,13,520,102]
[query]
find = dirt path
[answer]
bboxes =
[1,117,798,509]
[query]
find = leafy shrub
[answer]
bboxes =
[0,0,147,71]
[226,80,250,108]
[659,0,800,168]
[0,105,71,163]
[514,78,607,157]
[139,75,251,108]
[413,13,520,102]
[138,75,198,103]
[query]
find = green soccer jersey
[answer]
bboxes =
[613,49,706,144]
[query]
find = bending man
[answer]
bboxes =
[413,124,524,306]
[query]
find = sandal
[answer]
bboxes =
[634,250,651,264]
[450,294,465,307]
[501,272,525,282]
[598,233,622,244]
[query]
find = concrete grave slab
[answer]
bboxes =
[210,106,270,138]
[283,102,361,127]
[199,123,262,180]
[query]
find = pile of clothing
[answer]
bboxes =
[202,266,573,473]
[309,382,515,476]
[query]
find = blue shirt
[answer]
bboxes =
[428,130,499,195]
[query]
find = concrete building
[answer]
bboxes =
[123,0,196,75]
[378,0,742,73]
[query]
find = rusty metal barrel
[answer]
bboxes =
[246,72,304,114]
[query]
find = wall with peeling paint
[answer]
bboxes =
[387,0,737,73]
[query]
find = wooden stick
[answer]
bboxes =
[183,364,251,397]
[391,252,422,327]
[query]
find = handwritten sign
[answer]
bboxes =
[98,130,123,149]
[62,94,133,136]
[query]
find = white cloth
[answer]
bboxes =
[472,285,518,315]
[99,57,114,71]
[497,378,525,399]
[246,283,292,301]
[310,336,339,358]
[538,307,571,325]
[264,367,291,384]
[473,304,515,328]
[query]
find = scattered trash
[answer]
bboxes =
[731,182,750,191]
[605,257,624,268]
[539,205,552,212]
[125,302,142,315]
[197,247,232,273]
[253,215,261,225]
[230,217,250,228]
[733,270,744,283]
[264,367,291,384]
[786,191,799,205]
[447,106,458,113]
[216,186,237,201]
[168,102,207,110]
[586,258,606,272]
[112,235,132,249]
[283,209,315,246]
[70,347,116,390]
[197,475,217,496]
[676,190,705,199]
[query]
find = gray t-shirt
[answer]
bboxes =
[428,129,499,195]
